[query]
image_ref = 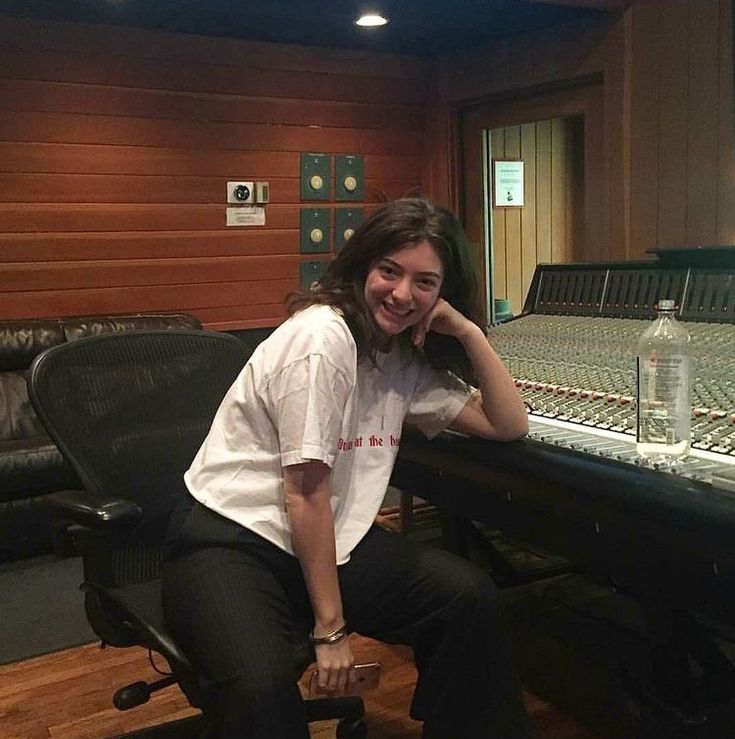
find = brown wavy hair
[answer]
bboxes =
[286,198,482,382]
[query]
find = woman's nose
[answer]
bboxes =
[392,278,412,303]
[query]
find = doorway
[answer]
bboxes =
[459,80,606,324]
[487,116,585,320]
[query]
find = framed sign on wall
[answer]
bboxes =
[493,159,524,207]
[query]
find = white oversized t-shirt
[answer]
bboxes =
[185,304,474,564]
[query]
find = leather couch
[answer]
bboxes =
[0,313,202,561]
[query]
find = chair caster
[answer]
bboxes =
[336,717,367,739]
[113,680,151,710]
[113,674,177,710]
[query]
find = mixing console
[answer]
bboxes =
[393,250,735,729]
[489,314,735,486]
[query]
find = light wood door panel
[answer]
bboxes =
[461,81,603,322]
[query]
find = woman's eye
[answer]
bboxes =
[379,265,397,277]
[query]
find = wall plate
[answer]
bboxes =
[335,207,363,251]
[300,260,329,289]
[254,181,270,204]
[300,208,331,253]
[335,155,364,201]
[300,153,330,201]
[227,181,255,204]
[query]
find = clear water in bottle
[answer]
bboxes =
[636,299,691,464]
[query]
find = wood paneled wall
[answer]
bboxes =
[490,118,584,315]
[629,0,735,254]
[0,16,427,329]
[4,1,734,327]
[429,0,735,264]
[433,12,623,262]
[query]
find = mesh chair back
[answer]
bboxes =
[28,329,367,732]
[29,330,250,542]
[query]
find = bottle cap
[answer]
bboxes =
[656,299,676,310]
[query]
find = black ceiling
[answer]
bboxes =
[2,1,614,56]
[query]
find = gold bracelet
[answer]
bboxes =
[310,624,349,645]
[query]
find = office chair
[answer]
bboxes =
[29,330,366,739]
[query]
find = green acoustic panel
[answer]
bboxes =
[335,207,364,251]
[300,208,331,253]
[335,154,364,201]
[300,153,330,201]
[300,260,329,289]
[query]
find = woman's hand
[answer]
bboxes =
[408,299,528,441]
[411,298,473,347]
[314,637,356,694]
[285,462,355,693]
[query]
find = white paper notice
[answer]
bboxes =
[493,161,524,207]
[226,206,266,227]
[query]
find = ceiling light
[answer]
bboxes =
[354,13,388,28]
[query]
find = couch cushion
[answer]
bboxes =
[0,371,48,442]
[62,313,202,342]
[0,437,78,502]
[0,320,63,372]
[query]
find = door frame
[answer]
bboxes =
[458,77,607,323]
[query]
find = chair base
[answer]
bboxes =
[112,713,205,738]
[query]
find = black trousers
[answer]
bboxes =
[162,502,530,739]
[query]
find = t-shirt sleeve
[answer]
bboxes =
[269,352,354,469]
[405,363,477,440]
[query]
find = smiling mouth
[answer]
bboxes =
[382,302,411,318]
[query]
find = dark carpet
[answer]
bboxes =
[0,554,96,665]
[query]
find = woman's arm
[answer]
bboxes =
[284,461,355,693]
[412,299,528,441]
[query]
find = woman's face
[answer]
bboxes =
[363,241,444,338]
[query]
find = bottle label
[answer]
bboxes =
[636,354,690,447]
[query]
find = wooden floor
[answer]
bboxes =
[0,635,602,739]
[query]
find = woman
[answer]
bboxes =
[163,198,531,738]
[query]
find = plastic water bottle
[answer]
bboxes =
[636,299,691,464]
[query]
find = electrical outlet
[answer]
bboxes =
[300,153,330,201]
[227,181,255,204]
[335,208,363,251]
[300,260,329,289]
[300,209,331,253]
[335,155,364,201]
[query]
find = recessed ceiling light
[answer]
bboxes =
[354,13,388,28]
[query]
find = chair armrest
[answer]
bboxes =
[43,489,142,531]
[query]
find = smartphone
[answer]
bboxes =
[308,661,381,698]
